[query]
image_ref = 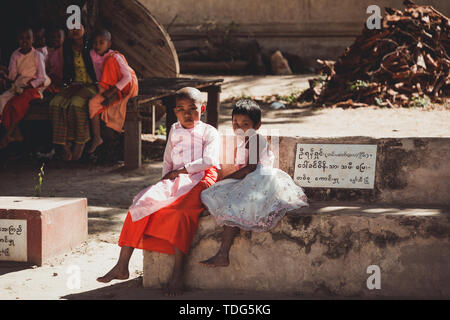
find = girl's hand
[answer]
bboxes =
[223,164,257,180]
[23,80,34,90]
[101,86,119,106]
[162,171,178,180]
[162,167,188,180]
[103,86,119,98]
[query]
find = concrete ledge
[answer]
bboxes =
[143,203,450,298]
[0,197,88,266]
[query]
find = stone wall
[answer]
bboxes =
[144,204,450,298]
[139,0,450,68]
[143,136,450,297]
[275,137,450,207]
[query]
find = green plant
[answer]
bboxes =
[33,163,45,197]
[409,95,431,108]
[312,74,328,87]
[155,124,166,136]
[276,90,303,104]
[374,97,385,107]
[237,93,252,100]
[348,80,370,91]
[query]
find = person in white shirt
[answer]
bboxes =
[0,27,50,148]
[97,87,220,297]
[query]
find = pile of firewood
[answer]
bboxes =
[299,0,449,108]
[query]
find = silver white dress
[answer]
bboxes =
[201,134,308,232]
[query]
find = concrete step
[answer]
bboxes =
[143,203,450,298]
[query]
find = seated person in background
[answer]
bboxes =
[49,23,98,161]
[88,29,138,153]
[33,27,48,63]
[0,66,7,93]
[0,26,50,149]
[0,49,9,93]
[45,27,65,93]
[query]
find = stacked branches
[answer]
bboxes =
[300,0,449,108]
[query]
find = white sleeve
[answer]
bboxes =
[258,136,275,167]
[184,127,220,174]
[114,54,132,91]
[7,50,19,81]
[30,51,46,88]
[162,129,174,177]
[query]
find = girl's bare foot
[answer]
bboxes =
[164,274,184,296]
[72,143,85,161]
[88,137,103,154]
[96,264,129,283]
[199,253,230,267]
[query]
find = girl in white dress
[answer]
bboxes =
[200,99,308,267]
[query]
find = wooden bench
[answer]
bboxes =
[23,77,223,169]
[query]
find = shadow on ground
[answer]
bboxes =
[61,276,307,300]
[0,262,34,276]
[218,99,319,127]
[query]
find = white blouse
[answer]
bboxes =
[129,121,220,221]
[163,121,220,176]
[8,48,47,88]
[234,133,275,170]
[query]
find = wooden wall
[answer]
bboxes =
[0,0,179,78]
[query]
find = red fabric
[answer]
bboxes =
[118,167,218,255]
[98,51,132,99]
[1,88,40,129]
[45,84,61,94]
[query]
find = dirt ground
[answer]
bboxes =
[212,75,450,138]
[0,75,449,300]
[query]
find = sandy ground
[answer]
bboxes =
[0,74,449,300]
[207,75,450,138]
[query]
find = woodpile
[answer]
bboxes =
[299,0,449,108]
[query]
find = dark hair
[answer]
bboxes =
[92,28,112,41]
[33,26,45,33]
[47,25,65,35]
[232,99,261,126]
[16,26,33,37]
[174,87,203,105]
